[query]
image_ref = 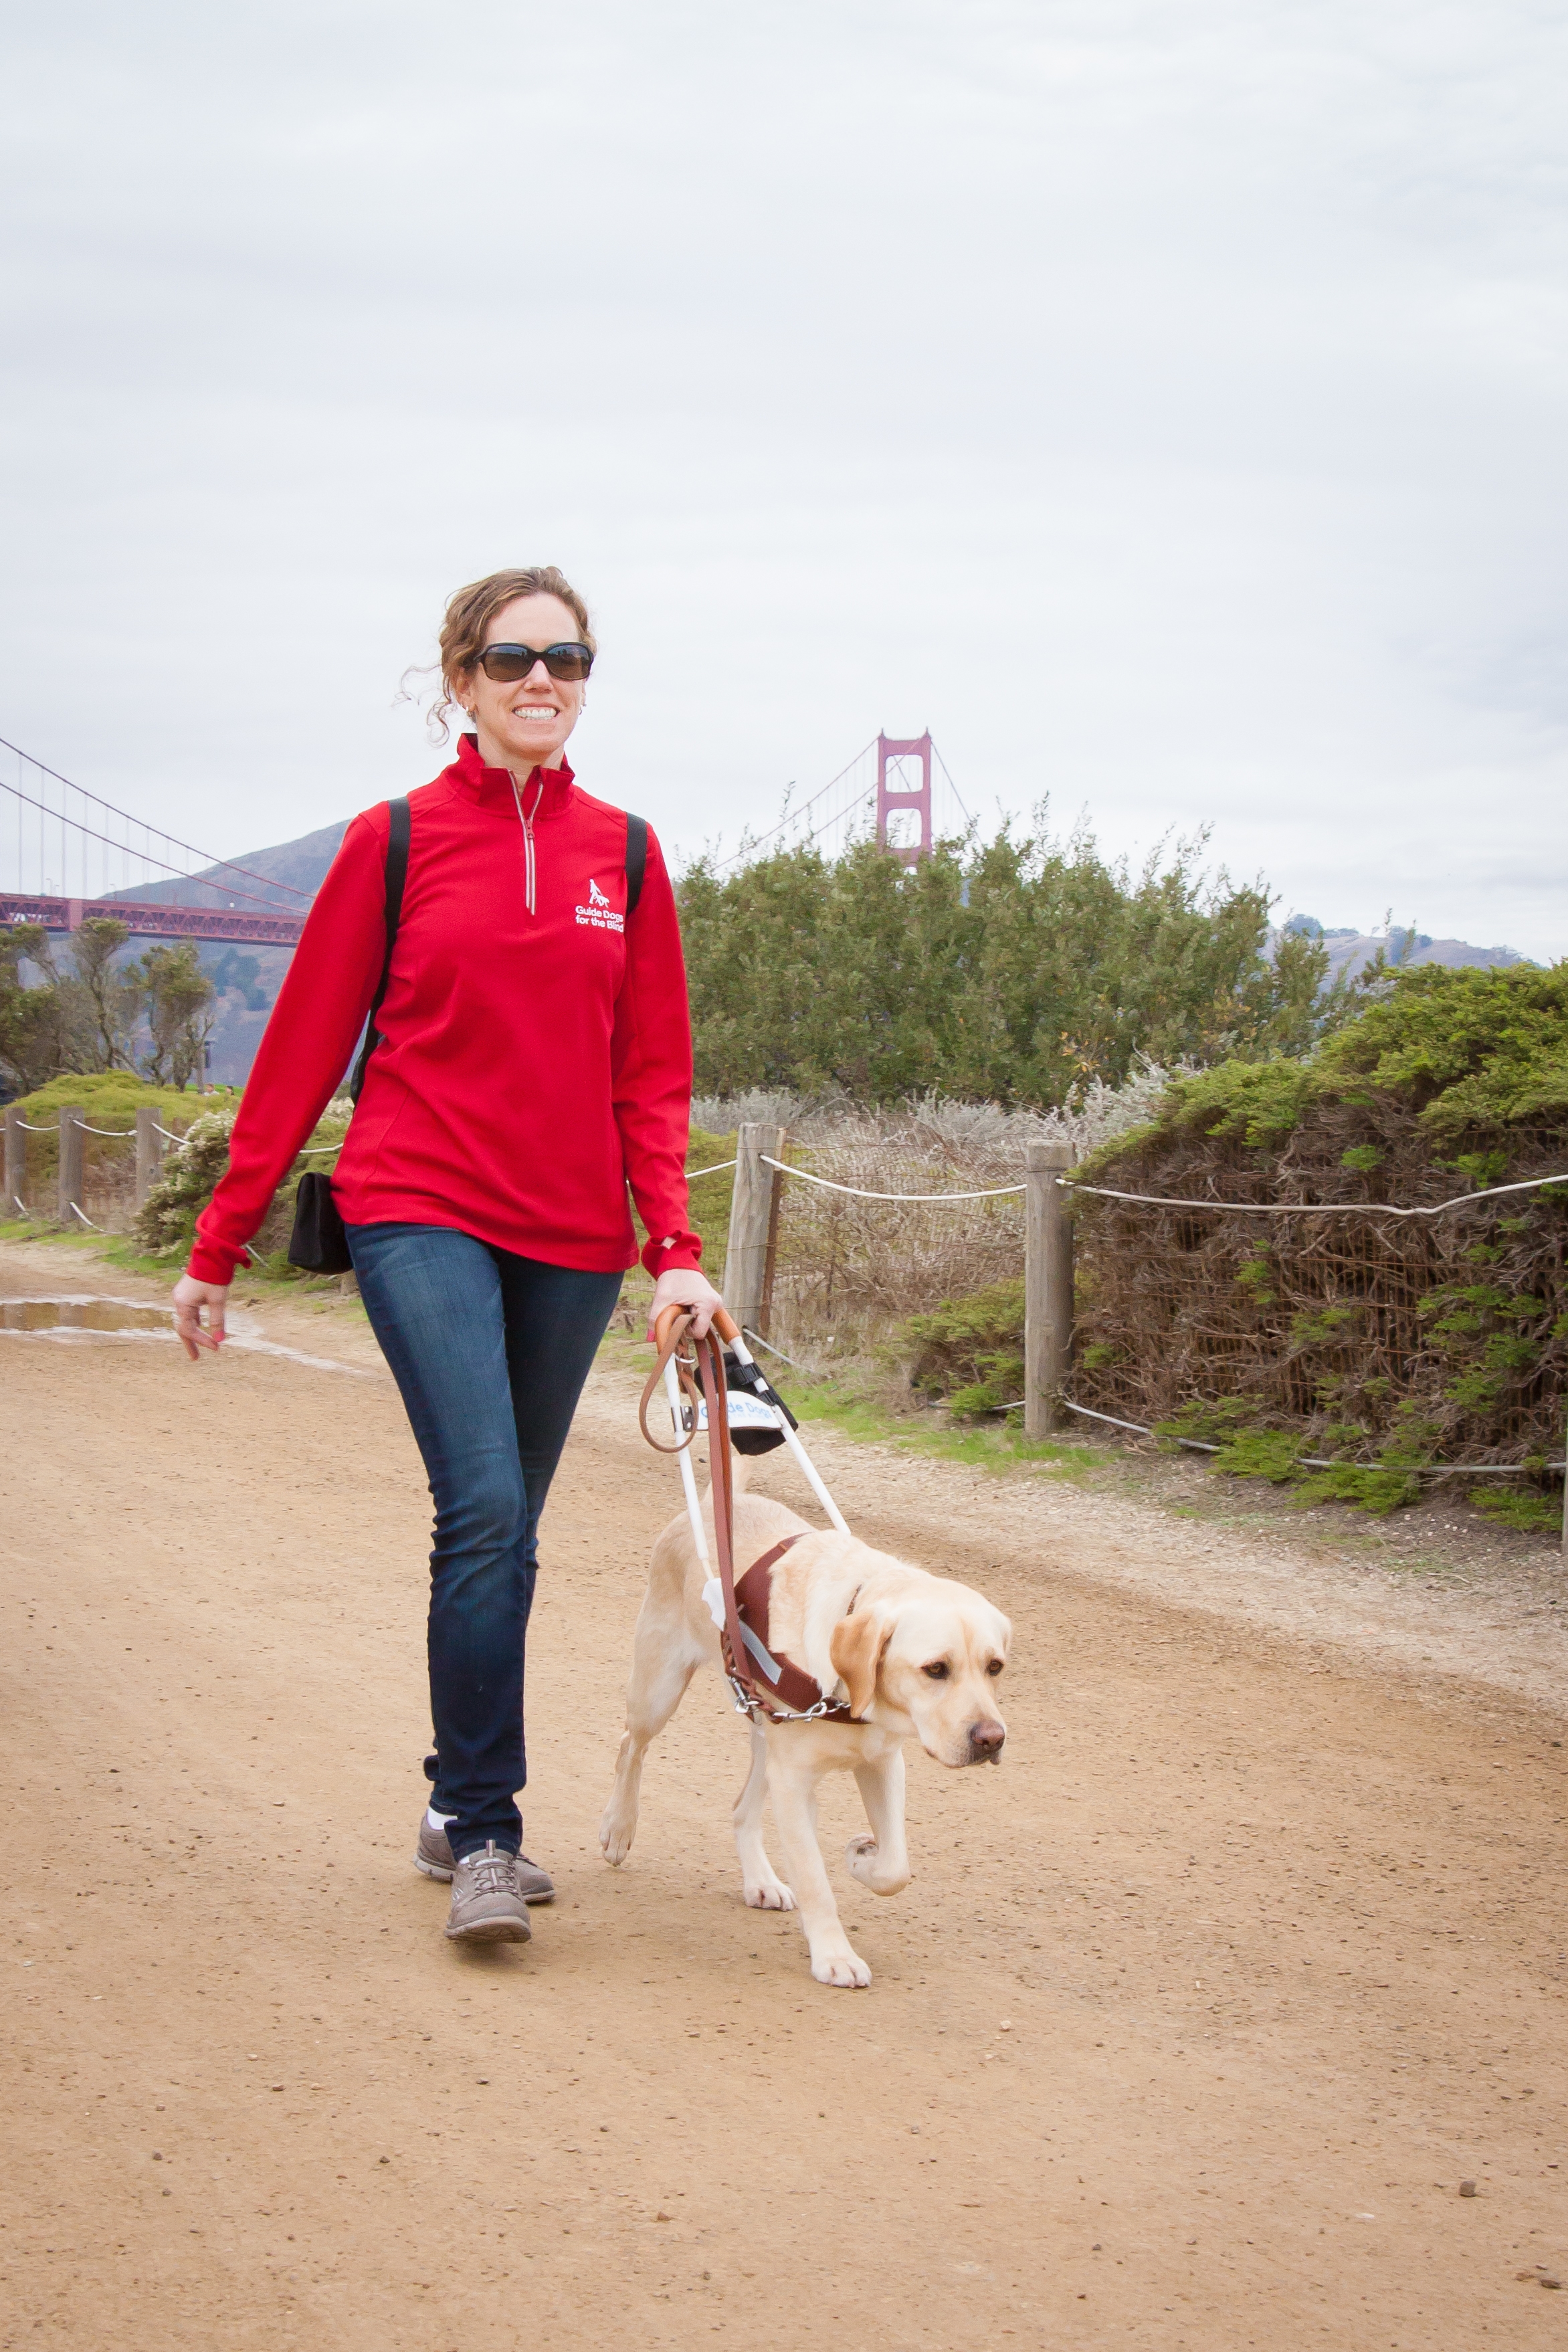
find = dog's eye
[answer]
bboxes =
[922,1660,950,1680]
[986,1658,1004,1676]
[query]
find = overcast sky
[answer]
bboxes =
[3,1,1565,954]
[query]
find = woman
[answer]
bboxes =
[172,565,724,1946]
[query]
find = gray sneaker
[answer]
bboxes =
[415,1814,554,1901]
[444,1842,534,1943]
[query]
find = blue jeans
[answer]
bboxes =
[345,1223,623,1861]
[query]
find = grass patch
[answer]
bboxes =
[743,1367,1106,1481]
[1469,1485,1562,1535]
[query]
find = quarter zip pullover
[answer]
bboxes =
[189,735,701,1287]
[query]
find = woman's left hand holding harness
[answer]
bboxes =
[646,1264,724,1340]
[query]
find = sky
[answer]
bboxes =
[2,0,1565,955]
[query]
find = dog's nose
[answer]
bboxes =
[969,1719,1005,1761]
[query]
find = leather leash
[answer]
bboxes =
[639,1306,755,1714]
[638,1306,851,1722]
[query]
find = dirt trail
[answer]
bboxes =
[3,1237,1567,2350]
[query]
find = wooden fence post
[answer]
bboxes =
[57,1105,85,1227]
[1025,1140,1074,1438]
[724,1121,786,1340]
[4,1104,23,1216]
[134,1105,163,1211]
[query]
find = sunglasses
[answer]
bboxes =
[476,640,594,684]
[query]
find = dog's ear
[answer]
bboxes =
[829,1606,894,1720]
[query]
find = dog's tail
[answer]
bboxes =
[705,1448,755,1510]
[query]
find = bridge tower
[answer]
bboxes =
[874,732,933,864]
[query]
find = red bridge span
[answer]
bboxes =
[3,732,312,949]
[1,893,304,947]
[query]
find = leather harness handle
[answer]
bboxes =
[652,1300,739,1349]
[637,1304,734,1453]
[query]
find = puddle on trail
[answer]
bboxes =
[0,1295,381,1378]
[1,1295,169,1334]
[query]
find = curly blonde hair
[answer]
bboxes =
[428,567,596,740]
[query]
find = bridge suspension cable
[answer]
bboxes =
[0,733,311,912]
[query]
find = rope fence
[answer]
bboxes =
[5,1097,1566,1537]
[1044,1395,1566,1475]
[734,1123,1568,1537]
[759,1154,1025,1202]
[1064,1171,1568,1217]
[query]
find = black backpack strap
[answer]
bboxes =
[624,811,648,918]
[349,796,411,1102]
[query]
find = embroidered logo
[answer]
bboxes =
[575,876,623,933]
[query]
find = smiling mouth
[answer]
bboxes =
[510,705,560,723]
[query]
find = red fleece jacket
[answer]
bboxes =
[189,737,700,1287]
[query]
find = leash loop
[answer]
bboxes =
[637,1311,706,1454]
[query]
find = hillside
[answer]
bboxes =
[99,820,348,1082]
[104,816,349,911]
[1280,916,1530,982]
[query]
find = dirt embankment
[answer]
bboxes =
[2,1236,1566,2350]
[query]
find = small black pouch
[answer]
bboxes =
[287,1169,353,1274]
[286,795,410,1276]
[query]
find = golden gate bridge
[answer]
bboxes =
[2,728,973,955]
[1,735,310,947]
[713,732,972,871]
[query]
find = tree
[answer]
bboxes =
[0,924,92,1093]
[68,916,140,1071]
[678,813,1339,1107]
[138,941,216,1089]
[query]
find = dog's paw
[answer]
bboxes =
[598,1812,634,1866]
[846,1833,879,1885]
[743,1877,796,1910]
[846,1834,910,1896]
[811,1945,872,1989]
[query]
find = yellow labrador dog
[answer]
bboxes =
[599,1470,1010,1987]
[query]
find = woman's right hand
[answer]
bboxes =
[173,1274,229,1362]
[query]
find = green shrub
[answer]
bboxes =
[1069,961,1568,1471]
[1088,962,1568,1165]
[133,1112,240,1258]
[1289,1462,1424,1515]
[1470,1486,1561,1535]
[902,1276,1025,1417]
[1211,1428,1308,1482]
[680,819,1338,1106]
[5,1074,220,1212]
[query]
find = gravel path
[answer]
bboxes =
[3,1236,1566,2349]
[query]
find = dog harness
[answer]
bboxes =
[640,1318,856,1723]
[726,1535,856,1724]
